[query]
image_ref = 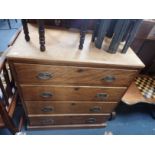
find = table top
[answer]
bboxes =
[7,24,144,69]
[122,77,155,105]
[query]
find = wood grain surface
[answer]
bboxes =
[7,24,144,69]
[21,85,126,102]
[25,101,118,115]
[28,114,110,126]
[14,63,138,87]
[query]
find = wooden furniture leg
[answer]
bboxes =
[79,20,88,50]
[92,20,100,42]
[95,19,111,49]
[0,100,18,134]
[37,20,46,52]
[108,20,130,53]
[109,111,116,120]
[121,20,143,53]
[21,19,30,41]
[7,19,11,29]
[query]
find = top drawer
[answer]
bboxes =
[14,63,138,87]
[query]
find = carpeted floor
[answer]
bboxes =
[0,19,22,52]
[0,20,155,135]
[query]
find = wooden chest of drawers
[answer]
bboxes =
[6,24,144,130]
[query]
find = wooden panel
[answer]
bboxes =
[28,114,110,126]
[14,63,138,87]
[25,101,118,115]
[27,123,106,130]
[7,24,144,69]
[21,85,126,102]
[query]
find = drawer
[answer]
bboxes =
[26,101,118,115]
[14,63,138,87]
[21,85,126,101]
[28,114,110,126]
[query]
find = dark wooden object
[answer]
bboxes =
[0,53,19,134]
[22,19,45,52]
[37,20,46,51]
[92,20,100,42]
[95,20,111,49]
[7,19,11,29]
[122,20,143,53]
[21,19,30,41]
[92,19,143,54]
[22,19,91,51]
[108,20,130,53]
[21,19,143,53]
[79,20,89,49]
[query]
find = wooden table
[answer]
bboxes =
[122,75,155,105]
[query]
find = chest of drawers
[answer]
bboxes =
[6,24,144,130]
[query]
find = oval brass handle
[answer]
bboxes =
[96,93,108,100]
[37,72,53,80]
[40,92,53,98]
[86,118,96,124]
[90,106,101,112]
[41,106,54,112]
[102,75,116,82]
[40,119,54,125]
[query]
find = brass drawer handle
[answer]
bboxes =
[90,106,101,112]
[37,72,53,80]
[40,119,54,125]
[102,75,116,82]
[41,106,54,112]
[96,93,108,100]
[40,92,53,98]
[86,118,96,124]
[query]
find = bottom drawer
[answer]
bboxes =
[29,114,110,126]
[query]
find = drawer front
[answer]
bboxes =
[21,85,126,102]
[26,101,118,115]
[14,63,138,87]
[29,114,110,126]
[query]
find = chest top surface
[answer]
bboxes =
[7,24,144,69]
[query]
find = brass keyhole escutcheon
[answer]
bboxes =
[86,118,96,124]
[96,93,108,100]
[37,72,53,80]
[40,92,53,98]
[90,106,101,112]
[41,106,54,112]
[102,75,116,82]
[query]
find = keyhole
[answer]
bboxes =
[74,87,79,91]
[71,103,76,106]
[77,69,84,73]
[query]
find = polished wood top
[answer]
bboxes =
[7,24,144,69]
[122,76,155,105]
